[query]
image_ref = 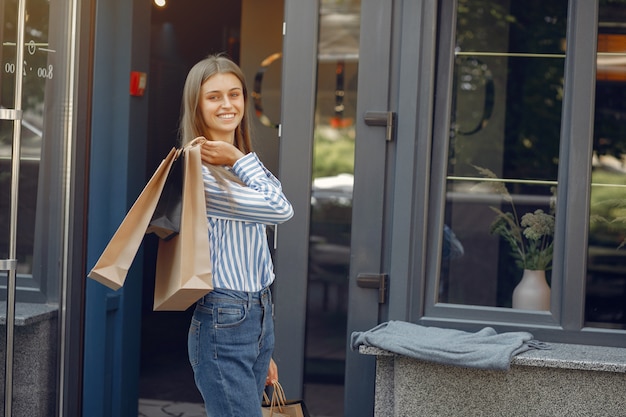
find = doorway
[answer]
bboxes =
[138,0,242,405]
[139,0,294,409]
[140,1,361,416]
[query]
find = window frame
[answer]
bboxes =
[417,0,625,347]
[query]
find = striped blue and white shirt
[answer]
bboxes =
[202,152,294,291]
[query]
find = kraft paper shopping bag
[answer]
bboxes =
[153,139,212,311]
[88,147,179,290]
[262,381,310,417]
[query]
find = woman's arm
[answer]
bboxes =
[203,153,294,224]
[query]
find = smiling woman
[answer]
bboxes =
[176,54,294,417]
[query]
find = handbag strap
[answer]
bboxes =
[262,380,288,416]
[173,137,205,163]
[263,386,282,417]
[272,381,287,411]
[187,136,207,148]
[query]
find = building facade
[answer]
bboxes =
[1,0,625,416]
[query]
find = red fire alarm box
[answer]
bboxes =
[130,71,147,96]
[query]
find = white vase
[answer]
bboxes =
[512,269,550,311]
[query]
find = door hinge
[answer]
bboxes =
[356,273,389,304]
[364,111,396,141]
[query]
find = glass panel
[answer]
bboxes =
[0,120,12,417]
[0,121,13,262]
[19,0,49,284]
[305,1,359,415]
[0,0,48,291]
[440,0,568,309]
[0,1,16,414]
[2,0,73,413]
[1,0,18,109]
[586,0,626,330]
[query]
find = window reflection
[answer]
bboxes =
[305,1,359,415]
[1,0,48,281]
[586,1,626,329]
[440,0,568,308]
[1,0,65,413]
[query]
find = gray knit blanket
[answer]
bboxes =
[351,320,549,371]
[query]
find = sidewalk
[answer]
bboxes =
[139,399,205,417]
[139,382,343,417]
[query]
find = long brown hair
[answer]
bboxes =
[179,54,253,184]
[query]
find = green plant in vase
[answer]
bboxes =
[474,166,555,310]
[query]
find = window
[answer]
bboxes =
[439,0,567,310]
[586,1,626,330]
[426,0,626,345]
[1,0,69,304]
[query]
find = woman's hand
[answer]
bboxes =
[265,358,278,386]
[200,140,245,167]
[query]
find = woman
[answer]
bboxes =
[180,54,294,416]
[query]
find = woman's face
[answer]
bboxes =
[199,72,245,144]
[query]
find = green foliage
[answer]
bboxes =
[451,0,569,181]
[312,130,355,179]
[589,169,626,249]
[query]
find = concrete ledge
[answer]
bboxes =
[360,343,626,417]
[0,302,58,326]
[0,302,58,417]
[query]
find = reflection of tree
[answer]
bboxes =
[590,170,626,248]
[1,0,49,113]
[313,129,355,178]
[456,0,518,52]
[451,0,626,179]
[595,0,626,160]
[594,95,626,160]
[454,0,568,182]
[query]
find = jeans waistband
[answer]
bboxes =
[197,287,271,308]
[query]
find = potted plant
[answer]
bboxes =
[474,166,555,310]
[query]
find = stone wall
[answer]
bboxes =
[363,343,626,417]
[0,304,58,417]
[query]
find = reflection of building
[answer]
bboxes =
[309,174,353,312]
[2,1,626,416]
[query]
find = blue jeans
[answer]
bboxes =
[188,287,274,417]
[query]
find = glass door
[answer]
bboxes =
[1,0,81,415]
[278,1,428,415]
[275,1,378,415]
[304,1,360,416]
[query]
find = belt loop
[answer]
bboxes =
[247,291,253,309]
